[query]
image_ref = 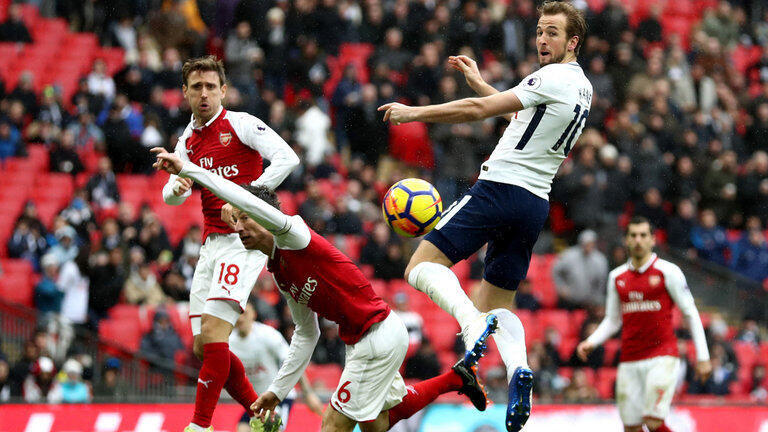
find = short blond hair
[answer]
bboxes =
[538,1,587,55]
[181,55,226,87]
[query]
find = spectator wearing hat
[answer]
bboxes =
[552,230,609,310]
[139,307,184,369]
[22,356,56,403]
[48,359,91,403]
[124,261,166,306]
[48,226,79,265]
[93,358,129,401]
[35,254,64,317]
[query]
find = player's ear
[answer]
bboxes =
[568,35,579,53]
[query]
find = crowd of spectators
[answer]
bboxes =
[1,0,768,404]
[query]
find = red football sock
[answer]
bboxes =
[225,351,258,417]
[387,370,463,428]
[653,422,673,432]
[191,342,231,428]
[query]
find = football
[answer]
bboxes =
[382,178,443,237]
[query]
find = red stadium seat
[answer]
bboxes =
[276,191,297,216]
[540,309,573,338]
[388,122,434,169]
[557,336,579,361]
[305,364,343,391]
[2,258,34,275]
[733,341,759,371]
[99,318,142,353]
[0,273,34,307]
[597,367,617,399]
[424,316,460,353]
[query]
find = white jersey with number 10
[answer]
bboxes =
[479,62,593,200]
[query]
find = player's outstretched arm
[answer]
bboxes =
[265,293,320,403]
[448,55,512,122]
[152,147,291,234]
[378,89,523,125]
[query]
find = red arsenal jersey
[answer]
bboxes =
[180,109,263,240]
[267,229,391,345]
[612,255,679,362]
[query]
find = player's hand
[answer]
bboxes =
[221,203,237,229]
[251,391,281,420]
[576,340,595,362]
[172,177,193,196]
[304,391,324,416]
[150,147,184,175]
[448,55,485,92]
[378,102,416,126]
[695,360,713,382]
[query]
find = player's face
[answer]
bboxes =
[536,14,576,66]
[233,209,273,251]
[183,70,226,124]
[625,222,656,260]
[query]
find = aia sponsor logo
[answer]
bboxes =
[219,131,232,146]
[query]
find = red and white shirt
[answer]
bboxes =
[587,254,709,363]
[162,106,299,241]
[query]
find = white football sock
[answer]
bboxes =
[407,261,480,329]
[490,308,529,383]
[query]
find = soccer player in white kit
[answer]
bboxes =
[378,2,592,430]
[576,217,712,432]
[161,56,299,432]
[229,303,323,432]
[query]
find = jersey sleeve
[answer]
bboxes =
[266,292,320,401]
[273,215,311,251]
[178,161,292,234]
[663,263,710,361]
[510,66,562,109]
[162,129,193,205]
[586,270,622,346]
[229,112,299,190]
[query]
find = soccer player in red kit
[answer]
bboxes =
[152,147,498,432]
[576,217,713,432]
[161,56,299,432]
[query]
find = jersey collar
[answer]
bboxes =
[191,105,224,130]
[627,253,657,273]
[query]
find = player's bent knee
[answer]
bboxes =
[405,240,453,283]
[321,406,355,432]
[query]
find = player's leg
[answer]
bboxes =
[617,361,646,432]
[330,313,409,430]
[641,356,681,432]
[190,311,236,431]
[386,335,494,430]
[405,182,501,336]
[190,236,267,431]
[321,406,359,432]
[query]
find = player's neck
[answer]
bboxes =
[559,52,577,64]
[630,253,653,270]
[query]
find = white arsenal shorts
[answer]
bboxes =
[189,233,267,335]
[330,312,409,422]
[616,355,681,426]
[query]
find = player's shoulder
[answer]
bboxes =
[608,263,630,280]
[225,110,267,127]
[652,257,685,278]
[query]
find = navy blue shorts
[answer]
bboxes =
[425,180,549,291]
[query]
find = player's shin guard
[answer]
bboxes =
[387,371,463,428]
[407,262,480,329]
[226,351,259,417]
[192,342,231,428]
